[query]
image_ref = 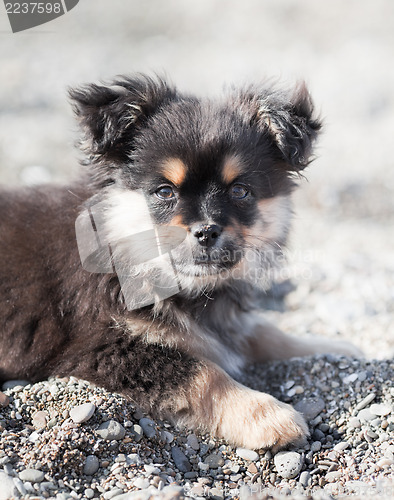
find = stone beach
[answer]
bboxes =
[0,0,393,498]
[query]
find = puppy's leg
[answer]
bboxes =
[57,335,307,451]
[181,361,308,451]
[245,315,363,363]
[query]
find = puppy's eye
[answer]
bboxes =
[155,185,175,200]
[230,184,249,200]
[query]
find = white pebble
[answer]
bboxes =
[274,451,303,479]
[70,402,95,424]
[236,448,259,461]
[369,403,392,416]
[19,468,44,483]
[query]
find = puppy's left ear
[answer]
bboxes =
[252,82,322,171]
[69,75,176,164]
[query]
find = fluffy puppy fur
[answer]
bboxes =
[0,75,360,450]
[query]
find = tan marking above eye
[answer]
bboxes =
[161,158,187,187]
[169,214,189,231]
[221,154,244,185]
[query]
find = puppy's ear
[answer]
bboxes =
[69,75,176,163]
[247,82,322,171]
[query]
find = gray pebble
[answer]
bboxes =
[184,471,198,479]
[0,471,19,500]
[19,468,45,483]
[83,455,99,475]
[204,453,225,468]
[84,489,95,499]
[70,402,95,424]
[274,451,304,479]
[139,418,157,439]
[187,433,200,451]
[171,446,192,472]
[131,424,143,442]
[310,441,322,452]
[96,420,126,440]
[299,470,311,487]
[161,430,174,444]
[369,403,392,416]
[13,478,27,496]
[355,393,376,411]
[358,371,367,382]
[127,454,142,465]
[312,429,325,441]
[2,380,30,391]
[3,463,13,475]
[236,448,259,461]
[294,397,325,421]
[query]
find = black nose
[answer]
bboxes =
[192,224,222,248]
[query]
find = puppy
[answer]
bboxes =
[0,75,359,450]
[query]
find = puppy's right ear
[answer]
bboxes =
[69,75,176,163]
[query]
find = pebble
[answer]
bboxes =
[369,403,392,416]
[2,380,30,390]
[84,455,100,475]
[96,420,126,440]
[85,489,95,499]
[358,408,375,421]
[0,391,9,407]
[70,402,96,423]
[13,478,27,496]
[354,393,376,411]
[144,464,161,475]
[139,418,157,439]
[0,471,18,500]
[133,477,150,489]
[187,433,200,451]
[235,448,259,461]
[294,397,325,421]
[348,416,361,428]
[19,468,45,483]
[131,424,144,442]
[325,470,342,482]
[171,446,192,472]
[32,410,48,429]
[247,463,258,474]
[104,488,124,499]
[333,441,350,452]
[204,453,225,468]
[310,441,322,452]
[274,451,303,479]
[299,470,311,487]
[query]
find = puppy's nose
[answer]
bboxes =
[192,224,222,248]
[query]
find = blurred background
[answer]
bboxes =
[0,0,393,356]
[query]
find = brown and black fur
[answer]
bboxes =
[0,75,360,450]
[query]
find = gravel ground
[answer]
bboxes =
[1,1,393,499]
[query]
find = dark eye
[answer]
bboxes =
[155,185,175,200]
[230,183,249,200]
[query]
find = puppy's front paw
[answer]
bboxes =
[217,385,309,451]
